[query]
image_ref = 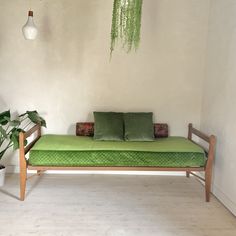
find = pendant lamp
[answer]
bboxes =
[22,10,38,40]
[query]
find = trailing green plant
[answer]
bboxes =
[0,110,46,168]
[110,0,143,57]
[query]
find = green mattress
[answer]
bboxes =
[29,135,206,167]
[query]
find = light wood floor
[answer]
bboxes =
[0,174,236,236]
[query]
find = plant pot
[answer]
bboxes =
[0,165,6,187]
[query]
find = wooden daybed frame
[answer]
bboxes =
[19,123,216,202]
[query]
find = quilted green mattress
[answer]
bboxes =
[28,135,206,167]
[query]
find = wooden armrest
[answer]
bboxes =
[188,123,216,165]
[24,124,41,139]
[188,123,216,144]
[19,124,41,155]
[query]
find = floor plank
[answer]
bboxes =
[0,174,236,236]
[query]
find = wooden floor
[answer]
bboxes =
[0,174,236,236]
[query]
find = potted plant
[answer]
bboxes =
[0,110,46,187]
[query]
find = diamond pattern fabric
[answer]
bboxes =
[29,135,206,167]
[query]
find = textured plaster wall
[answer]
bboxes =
[200,0,236,216]
[0,1,209,167]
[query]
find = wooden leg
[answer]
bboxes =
[19,132,28,201]
[205,135,216,202]
[205,169,212,202]
[20,167,27,201]
[186,171,190,178]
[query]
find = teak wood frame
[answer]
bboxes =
[19,123,216,201]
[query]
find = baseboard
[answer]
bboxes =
[212,184,236,216]
[6,165,185,176]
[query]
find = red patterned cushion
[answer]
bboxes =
[76,122,94,137]
[154,123,168,138]
[76,122,168,138]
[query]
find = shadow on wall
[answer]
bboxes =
[67,123,76,135]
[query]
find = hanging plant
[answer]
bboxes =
[110,0,143,57]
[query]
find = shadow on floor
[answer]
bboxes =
[0,173,43,200]
[0,189,19,200]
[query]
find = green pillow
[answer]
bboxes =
[94,112,124,141]
[124,112,154,141]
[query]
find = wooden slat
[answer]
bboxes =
[188,123,193,140]
[191,127,210,143]
[24,136,41,155]
[189,171,205,182]
[27,166,205,171]
[24,124,40,139]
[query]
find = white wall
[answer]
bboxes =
[200,0,236,215]
[0,0,210,166]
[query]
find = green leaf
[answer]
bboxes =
[3,117,21,127]
[9,120,21,127]
[10,128,25,150]
[10,135,18,149]
[19,112,27,117]
[0,149,7,160]
[4,116,11,122]
[26,111,47,128]
[0,110,11,125]
[24,139,28,146]
[0,126,7,138]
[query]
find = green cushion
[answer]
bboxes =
[124,112,154,141]
[93,112,124,141]
[29,135,206,167]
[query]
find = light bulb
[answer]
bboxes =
[22,11,38,40]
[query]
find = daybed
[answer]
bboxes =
[19,123,216,201]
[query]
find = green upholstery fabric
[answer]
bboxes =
[124,112,154,141]
[29,135,206,167]
[93,112,124,141]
